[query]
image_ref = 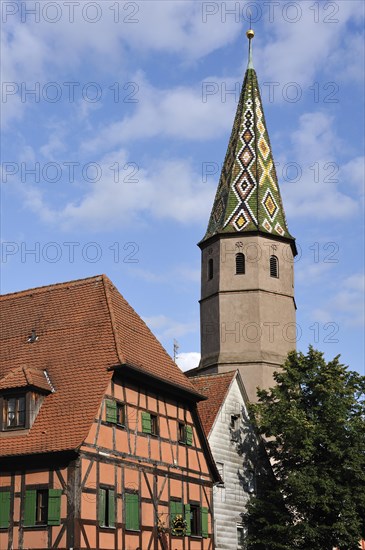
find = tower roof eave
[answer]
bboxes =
[198,229,298,257]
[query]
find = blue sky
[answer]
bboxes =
[1,0,364,375]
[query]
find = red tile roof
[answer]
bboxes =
[188,371,237,436]
[0,366,52,392]
[0,275,201,457]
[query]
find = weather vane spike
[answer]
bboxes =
[246,16,255,70]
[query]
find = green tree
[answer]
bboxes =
[244,347,365,550]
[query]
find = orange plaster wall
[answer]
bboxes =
[97,424,113,449]
[142,502,154,527]
[124,386,138,406]
[188,448,199,471]
[127,406,138,431]
[82,524,96,548]
[23,529,48,548]
[124,467,139,491]
[99,462,115,486]
[157,478,168,502]
[124,532,140,549]
[115,428,129,453]
[84,421,97,445]
[99,530,116,549]
[170,537,184,550]
[159,416,169,438]
[113,382,124,401]
[165,402,177,417]
[0,532,8,549]
[136,435,149,459]
[188,482,200,501]
[150,437,160,460]
[141,472,153,498]
[168,418,177,439]
[0,474,11,486]
[170,478,182,498]
[161,440,174,464]
[14,495,21,522]
[81,491,97,520]
[26,470,48,484]
[147,394,158,413]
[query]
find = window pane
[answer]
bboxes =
[36,490,48,525]
[7,398,16,426]
[18,397,26,426]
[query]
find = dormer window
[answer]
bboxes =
[0,367,53,433]
[4,395,26,429]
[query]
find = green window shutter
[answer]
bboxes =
[106,400,117,423]
[201,506,208,538]
[24,490,36,527]
[186,425,193,446]
[0,491,11,528]
[141,412,151,434]
[169,499,177,526]
[99,488,106,527]
[48,489,62,526]
[125,493,139,531]
[108,490,115,528]
[184,503,191,536]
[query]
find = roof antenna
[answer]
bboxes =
[246,11,255,70]
[27,329,38,343]
[173,339,179,362]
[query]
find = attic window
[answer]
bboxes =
[3,395,26,429]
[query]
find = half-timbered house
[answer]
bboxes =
[0,275,220,550]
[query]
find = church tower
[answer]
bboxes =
[195,30,297,402]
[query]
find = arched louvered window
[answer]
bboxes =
[270,255,279,278]
[236,253,245,275]
[208,258,213,280]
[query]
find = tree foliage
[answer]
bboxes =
[244,347,365,550]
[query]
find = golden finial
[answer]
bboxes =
[246,29,255,40]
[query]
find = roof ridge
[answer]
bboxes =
[0,274,105,300]
[101,275,127,365]
[188,370,237,380]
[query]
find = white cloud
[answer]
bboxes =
[312,273,365,328]
[176,352,201,372]
[131,265,200,285]
[82,73,237,153]
[143,315,198,340]
[257,0,364,89]
[19,149,214,230]
[340,156,365,194]
[1,1,240,125]
[282,112,359,220]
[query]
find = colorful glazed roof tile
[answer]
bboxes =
[0,275,203,457]
[202,33,293,243]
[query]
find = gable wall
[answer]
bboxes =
[78,377,215,549]
[208,378,250,549]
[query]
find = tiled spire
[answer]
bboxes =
[202,30,294,243]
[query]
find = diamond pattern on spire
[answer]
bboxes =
[202,67,294,243]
